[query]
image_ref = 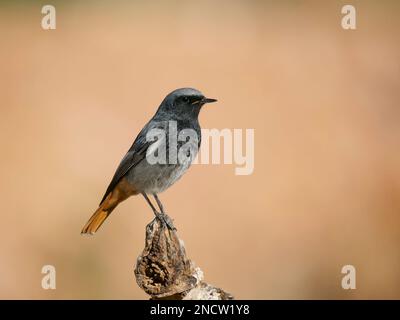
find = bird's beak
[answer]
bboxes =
[201,97,218,104]
[191,97,218,105]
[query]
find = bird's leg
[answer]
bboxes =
[142,193,175,231]
[142,192,158,214]
[153,194,176,231]
[153,193,165,213]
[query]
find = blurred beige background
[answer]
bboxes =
[0,0,399,299]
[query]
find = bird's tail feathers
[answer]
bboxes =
[81,194,117,235]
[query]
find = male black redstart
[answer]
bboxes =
[81,88,217,234]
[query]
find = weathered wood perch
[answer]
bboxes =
[134,216,233,300]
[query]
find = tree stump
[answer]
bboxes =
[134,216,233,300]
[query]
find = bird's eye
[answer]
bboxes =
[182,96,190,103]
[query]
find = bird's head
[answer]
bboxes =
[157,88,217,119]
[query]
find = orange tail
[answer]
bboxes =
[81,204,115,235]
[81,190,122,235]
[81,178,137,235]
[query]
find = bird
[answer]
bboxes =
[81,88,217,235]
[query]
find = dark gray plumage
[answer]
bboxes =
[81,88,217,234]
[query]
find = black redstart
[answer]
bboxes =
[81,88,217,234]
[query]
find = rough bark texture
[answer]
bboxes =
[134,217,233,300]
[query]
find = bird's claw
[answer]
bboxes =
[155,212,176,231]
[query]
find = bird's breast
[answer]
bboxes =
[126,153,195,194]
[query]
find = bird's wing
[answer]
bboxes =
[98,120,163,205]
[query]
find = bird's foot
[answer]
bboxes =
[155,212,176,231]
